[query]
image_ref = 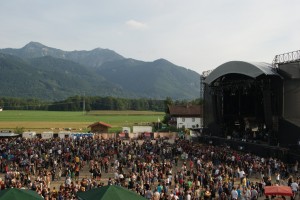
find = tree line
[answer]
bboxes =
[0,96,202,112]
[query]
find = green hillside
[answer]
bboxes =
[0,42,201,100]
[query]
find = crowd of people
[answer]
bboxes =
[0,135,299,200]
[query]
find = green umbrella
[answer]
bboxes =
[0,188,43,200]
[77,185,147,200]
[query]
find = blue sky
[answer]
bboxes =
[1,0,300,74]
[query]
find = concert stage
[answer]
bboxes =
[202,50,300,160]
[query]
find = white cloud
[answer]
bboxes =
[125,20,148,30]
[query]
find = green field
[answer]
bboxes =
[0,110,164,132]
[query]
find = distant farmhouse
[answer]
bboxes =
[168,105,203,129]
[0,107,2,112]
[88,121,112,134]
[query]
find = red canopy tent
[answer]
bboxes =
[264,186,293,196]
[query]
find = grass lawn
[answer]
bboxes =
[0,110,165,132]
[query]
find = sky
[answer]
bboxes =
[1,0,300,74]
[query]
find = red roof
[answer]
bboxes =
[168,105,203,117]
[88,121,112,128]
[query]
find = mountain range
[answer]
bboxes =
[0,42,201,100]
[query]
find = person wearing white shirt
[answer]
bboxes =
[239,169,246,183]
[65,176,71,187]
[186,192,191,200]
[114,171,119,180]
[275,172,280,184]
[291,180,298,190]
[215,168,220,176]
[197,158,201,166]
[291,180,298,196]
[231,187,238,200]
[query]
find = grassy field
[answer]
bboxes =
[0,110,164,132]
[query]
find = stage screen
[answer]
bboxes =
[283,79,300,120]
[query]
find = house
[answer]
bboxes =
[0,107,2,112]
[168,105,203,129]
[88,121,112,133]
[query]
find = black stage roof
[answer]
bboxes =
[204,61,281,84]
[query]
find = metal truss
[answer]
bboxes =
[272,50,300,67]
